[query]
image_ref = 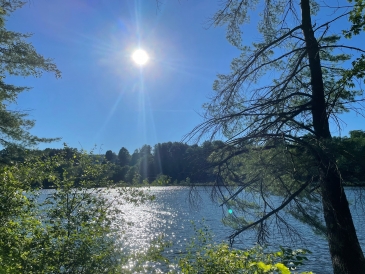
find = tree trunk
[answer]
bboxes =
[320,159,365,273]
[301,0,365,273]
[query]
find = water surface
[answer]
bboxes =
[119,186,365,273]
[39,186,365,273]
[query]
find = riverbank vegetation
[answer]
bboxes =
[1,146,316,273]
[1,130,364,187]
[0,151,152,273]
[0,0,364,273]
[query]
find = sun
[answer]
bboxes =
[132,49,149,65]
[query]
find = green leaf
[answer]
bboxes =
[275,263,291,274]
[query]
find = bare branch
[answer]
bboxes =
[229,178,312,243]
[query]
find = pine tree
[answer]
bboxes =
[187,1,365,272]
[0,0,61,147]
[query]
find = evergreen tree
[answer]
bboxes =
[138,145,155,181]
[130,149,140,166]
[118,147,131,167]
[187,1,365,272]
[105,150,117,163]
[0,0,60,147]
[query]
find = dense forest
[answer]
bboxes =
[1,130,364,188]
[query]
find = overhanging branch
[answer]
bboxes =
[229,178,312,243]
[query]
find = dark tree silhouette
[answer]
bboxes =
[105,150,117,163]
[118,147,131,167]
[186,1,365,273]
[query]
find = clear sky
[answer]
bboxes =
[6,0,365,154]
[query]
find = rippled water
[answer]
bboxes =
[118,186,365,274]
[39,186,365,273]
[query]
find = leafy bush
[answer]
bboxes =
[178,224,313,274]
[0,148,153,273]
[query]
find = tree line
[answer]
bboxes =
[104,131,365,186]
[104,141,221,185]
[1,131,363,188]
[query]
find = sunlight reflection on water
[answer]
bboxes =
[115,186,365,274]
[40,186,365,273]
[118,187,230,253]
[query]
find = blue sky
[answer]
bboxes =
[7,0,365,153]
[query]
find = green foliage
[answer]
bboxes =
[349,129,365,138]
[341,0,365,84]
[185,2,365,271]
[207,141,328,240]
[0,0,61,147]
[105,150,118,163]
[152,174,172,185]
[118,147,130,167]
[103,141,219,185]
[332,131,365,183]
[178,224,313,274]
[0,164,42,273]
[344,0,365,38]
[0,148,154,273]
[0,144,27,165]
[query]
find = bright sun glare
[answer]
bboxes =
[132,49,149,65]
